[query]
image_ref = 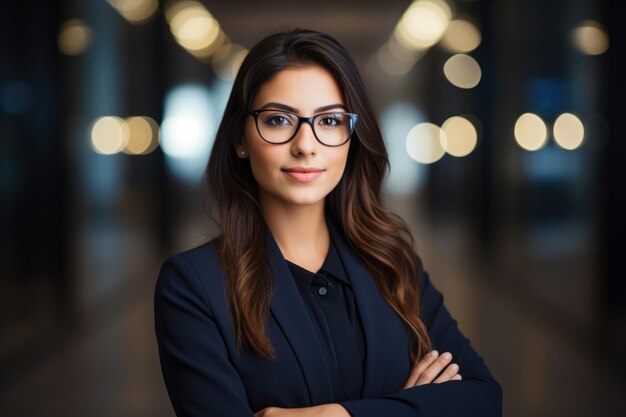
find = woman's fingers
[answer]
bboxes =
[402,350,440,388]
[433,362,459,383]
[415,352,454,385]
[403,351,462,388]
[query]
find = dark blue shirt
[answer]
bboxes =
[286,241,366,402]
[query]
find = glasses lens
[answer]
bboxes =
[254,110,356,145]
[256,111,299,143]
[314,113,354,146]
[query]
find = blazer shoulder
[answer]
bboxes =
[160,236,222,276]
[155,236,226,315]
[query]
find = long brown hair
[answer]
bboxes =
[206,29,431,363]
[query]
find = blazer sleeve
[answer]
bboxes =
[154,254,255,417]
[339,269,503,417]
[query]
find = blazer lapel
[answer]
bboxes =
[265,231,334,405]
[327,219,394,398]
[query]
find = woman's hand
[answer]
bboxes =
[255,351,460,416]
[402,350,462,388]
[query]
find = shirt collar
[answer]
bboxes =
[285,240,351,287]
[319,240,351,286]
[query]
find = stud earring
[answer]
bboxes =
[239,150,247,156]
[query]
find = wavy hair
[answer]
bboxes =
[206,29,431,363]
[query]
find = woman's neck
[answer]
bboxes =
[260,197,330,272]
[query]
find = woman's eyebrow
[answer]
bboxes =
[258,102,347,113]
[314,103,346,113]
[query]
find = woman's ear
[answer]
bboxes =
[236,144,248,158]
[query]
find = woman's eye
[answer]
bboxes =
[263,114,293,126]
[319,115,343,127]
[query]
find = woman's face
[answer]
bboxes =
[240,65,351,210]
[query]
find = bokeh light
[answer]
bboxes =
[123,116,160,155]
[443,54,481,89]
[572,20,609,55]
[440,19,482,53]
[440,116,478,157]
[161,84,216,181]
[514,113,548,151]
[212,43,248,80]
[406,122,446,164]
[553,113,585,150]
[106,0,158,24]
[394,0,452,51]
[380,103,427,195]
[58,19,92,56]
[90,116,129,155]
[166,1,224,58]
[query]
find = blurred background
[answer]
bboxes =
[1,0,624,416]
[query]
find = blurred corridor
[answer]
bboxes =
[1,0,624,416]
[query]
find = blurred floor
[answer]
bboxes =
[1,203,624,417]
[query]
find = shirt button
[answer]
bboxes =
[318,286,328,296]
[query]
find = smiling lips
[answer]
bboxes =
[281,167,324,182]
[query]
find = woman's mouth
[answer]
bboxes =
[281,167,324,182]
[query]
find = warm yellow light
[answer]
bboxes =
[572,20,609,55]
[169,3,206,32]
[123,116,159,154]
[107,0,158,24]
[212,44,248,80]
[165,0,197,23]
[553,113,584,150]
[440,116,477,157]
[190,29,227,59]
[174,15,220,51]
[395,0,451,51]
[167,1,222,53]
[58,19,92,56]
[91,116,129,155]
[443,54,481,89]
[441,19,481,53]
[406,122,446,164]
[514,113,548,151]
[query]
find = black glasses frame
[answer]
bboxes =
[249,109,358,147]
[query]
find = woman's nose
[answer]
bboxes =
[290,121,318,156]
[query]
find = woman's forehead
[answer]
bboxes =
[252,66,345,113]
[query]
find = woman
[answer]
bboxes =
[154,29,502,417]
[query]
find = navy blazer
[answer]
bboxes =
[154,222,502,417]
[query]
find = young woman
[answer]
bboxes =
[154,29,502,417]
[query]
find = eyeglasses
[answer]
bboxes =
[250,109,358,147]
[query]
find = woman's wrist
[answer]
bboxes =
[320,403,351,417]
[297,403,350,417]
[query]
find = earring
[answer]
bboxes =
[239,149,247,156]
